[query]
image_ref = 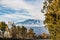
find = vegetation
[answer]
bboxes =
[26,28,35,39]
[42,0,60,40]
[0,22,7,35]
[0,22,49,39]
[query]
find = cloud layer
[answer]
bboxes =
[0,0,45,23]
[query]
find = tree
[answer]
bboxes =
[42,0,60,40]
[11,23,17,38]
[4,27,12,38]
[16,26,21,38]
[0,22,7,34]
[26,28,35,39]
[20,26,27,39]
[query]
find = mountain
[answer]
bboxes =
[15,19,49,35]
[16,19,43,25]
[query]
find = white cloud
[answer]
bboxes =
[0,0,45,21]
[0,0,34,10]
[0,13,34,23]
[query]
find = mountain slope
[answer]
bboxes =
[16,19,43,25]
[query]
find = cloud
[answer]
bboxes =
[24,0,36,5]
[24,0,45,20]
[0,0,33,9]
[0,0,45,23]
[0,5,16,14]
[0,4,33,16]
[0,12,34,23]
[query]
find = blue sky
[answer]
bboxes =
[0,0,45,23]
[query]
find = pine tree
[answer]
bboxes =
[42,0,60,40]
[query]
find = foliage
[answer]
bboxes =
[0,22,7,33]
[11,23,17,38]
[20,26,27,39]
[26,28,35,39]
[42,0,60,40]
[0,22,49,39]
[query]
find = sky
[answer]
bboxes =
[0,0,45,23]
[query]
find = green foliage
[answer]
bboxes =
[43,0,60,40]
[0,22,7,32]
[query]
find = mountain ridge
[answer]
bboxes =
[15,19,43,25]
